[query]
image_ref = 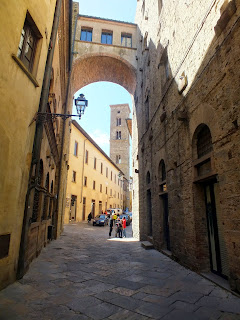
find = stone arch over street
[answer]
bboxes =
[71,54,137,96]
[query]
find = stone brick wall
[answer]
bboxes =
[110,104,131,210]
[134,0,240,291]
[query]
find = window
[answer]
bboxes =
[110,189,112,196]
[111,171,112,181]
[106,187,108,194]
[143,31,148,50]
[158,0,163,15]
[116,131,121,139]
[72,171,76,182]
[142,0,145,15]
[193,125,213,180]
[115,174,116,183]
[74,141,78,156]
[85,150,88,164]
[101,162,103,174]
[159,160,166,181]
[94,157,97,169]
[116,118,121,126]
[17,12,41,72]
[93,180,96,190]
[197,126,213,158]
[121,34,132,47]
[116,155,121,164]
[84,176,87,187]
[159,160,167,192]
[106,167,108,177]
[100,184,102,193]
[101,31,112,44]
[159,49,170,84]
[118,192,119,199]
[80,28,92,41]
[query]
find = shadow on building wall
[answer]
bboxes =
[134,7,240,291]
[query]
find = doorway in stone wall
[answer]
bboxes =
[147,189,152,236]
[204,181,229,278]
[160,193,170,251]
[193,124,229,279]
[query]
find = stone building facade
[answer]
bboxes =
[70,13,137,96]
[133,0,240,292]
[0,0,72,289]
[110,104,131,210]
[64,120,125,224]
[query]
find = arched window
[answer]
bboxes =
[197,125,213,158]
[158,159,166,182]
[193,124,214,181]
[146,171,151,184]
[158,160,167,192]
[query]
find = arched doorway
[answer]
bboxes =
[193,124,229,278]
[146,171,152,237]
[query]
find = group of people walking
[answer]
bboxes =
[87,211,127,238]
[109,214,127,238]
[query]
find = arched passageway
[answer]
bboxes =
[71,54,136,95]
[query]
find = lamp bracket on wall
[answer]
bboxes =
[29,112,82,126]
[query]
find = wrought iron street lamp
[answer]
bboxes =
[31,93,88,124]
[74,94,88,118]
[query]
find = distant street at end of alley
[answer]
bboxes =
[0,223,240,320]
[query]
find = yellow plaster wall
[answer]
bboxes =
[64,122,125,224]
[0,0,57,289]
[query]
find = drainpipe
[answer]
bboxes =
[80,138,87,203]
[17,0,63,279]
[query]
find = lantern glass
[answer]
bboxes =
[74,94,88,116]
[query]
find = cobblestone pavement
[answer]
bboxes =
[0,222,240,320]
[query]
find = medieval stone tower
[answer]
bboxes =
[109,104,131,210]
[110,104,130,181]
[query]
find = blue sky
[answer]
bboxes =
[76,0,137,23]
[73,0,137,155]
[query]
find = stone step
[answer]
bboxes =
[141,241,154,250]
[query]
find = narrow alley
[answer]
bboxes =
[0,223,239,320]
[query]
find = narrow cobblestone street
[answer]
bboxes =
[0,222,240,320]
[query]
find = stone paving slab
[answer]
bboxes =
[0,222,239,320]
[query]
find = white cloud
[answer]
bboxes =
[88,129,110,155]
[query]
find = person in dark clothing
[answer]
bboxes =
[88,212,92,223]
[109,218,113,237]
[118,220,123,238]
